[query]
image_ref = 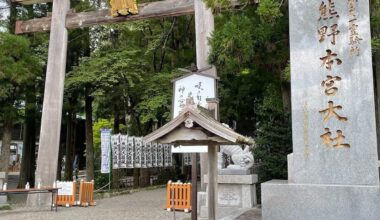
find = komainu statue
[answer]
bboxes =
[220,145,254,170]
[110,0,139,17]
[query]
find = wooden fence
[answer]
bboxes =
[79,180,95,206]
[165,181,191,212]
[55,181,76,207]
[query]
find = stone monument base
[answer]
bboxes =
[262,180,380,220]
[198,174,258,220]
[218,168,252,175]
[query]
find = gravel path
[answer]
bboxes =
[0,187,190,220]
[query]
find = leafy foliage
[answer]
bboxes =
[256,0,283,25]
[134,71,182,127]
[253,85,292,181]
[371,0,380,52]
[209,2,291,187]
[0,33,42,117]
[209,15,255,75]
[66,49,145,95]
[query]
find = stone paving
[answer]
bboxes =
[0,187,190,220]
[0,183,261,220]
[234,208,261,220]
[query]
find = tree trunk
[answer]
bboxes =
[133,168,140,188]
[57,144,63,180]
[281,83,291,114]
[374,50,380,158]
[85,92,95,181]
[0,117,13,180]
[18,88,37,188]
[371,0,380,159]
[64,113,74,180]
[139,168,150,187]
[71,120,77,179]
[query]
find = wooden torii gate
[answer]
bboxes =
[12,0,245,213]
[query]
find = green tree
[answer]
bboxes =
[253,85,292,182]
[208,1,292,188]
[66,48,146,181]
[0,33,42,177]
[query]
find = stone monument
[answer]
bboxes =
[262,1,380,219]
[198,145,257,219]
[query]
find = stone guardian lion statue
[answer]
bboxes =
[220,145,254,170]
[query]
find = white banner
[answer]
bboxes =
[152,142,158,167]
[157,143,163,167]
[100,129,111,173]
[119,135,128,168]
[145,142,152,168]
[111,134,120,169]
[134,137,142,168]
[126,136,134,168]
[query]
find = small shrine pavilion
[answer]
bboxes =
[143,98,253,220]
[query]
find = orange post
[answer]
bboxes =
[79,180,95,206]
[165,181,191,212]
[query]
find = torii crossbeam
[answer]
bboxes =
[15,0,241,34]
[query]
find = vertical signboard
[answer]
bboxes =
[100,129,111,174]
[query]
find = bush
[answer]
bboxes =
[253,84,292,202]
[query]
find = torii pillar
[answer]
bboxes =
[194,0,216,193]
[194,0,217,219]
[29,0,70,206]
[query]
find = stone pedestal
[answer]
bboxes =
[0,172,8,207]
[262,180,380,220]
[218,169,252,175]
[198,174,257,219]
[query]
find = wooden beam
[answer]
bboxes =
[11,0,52,5]
[15,0,242,34]
[16,0,192,34]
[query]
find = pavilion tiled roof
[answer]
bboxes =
[143,103,254,145]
